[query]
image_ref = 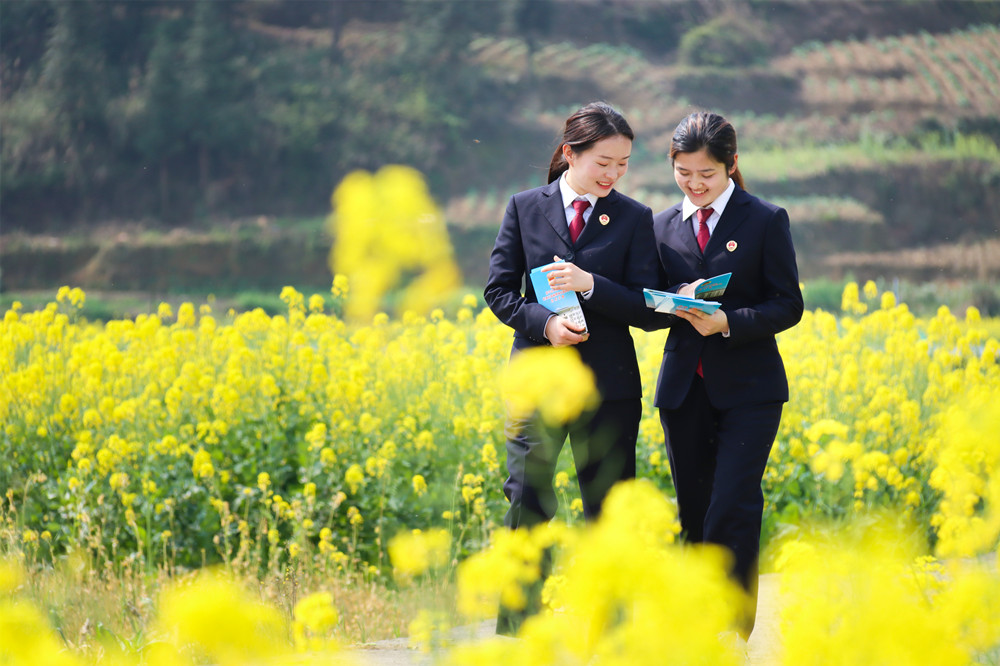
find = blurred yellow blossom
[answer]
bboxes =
[328,165,461,321]
[345,465,365,494]
[191,449,214,479]
[389,528,451,579]
[500,346,599,426]
[292,591,339,652]
[154,570,284,666]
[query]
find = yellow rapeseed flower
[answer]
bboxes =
[499,346,599,426]
[0,560,23,594]
[930,385,1000,557]
[389,528,451,579]
[292,591,339,652]
[0,597,82,666]
[328,165,461,321]
[345,464,365,494]
[773,519,994,665]
[154,570,284,665]
[191,449,214,479]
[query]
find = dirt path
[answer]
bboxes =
[351,573,782,665]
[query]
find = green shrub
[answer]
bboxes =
[677,13,771,68]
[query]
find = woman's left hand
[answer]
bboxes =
[544,256,594,293]
[674,307,729,337]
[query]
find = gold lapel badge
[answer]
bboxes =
[599,214,610,225]
[726,240,737,252]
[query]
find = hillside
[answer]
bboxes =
[2,1,999,309]
[451,21,1000,284]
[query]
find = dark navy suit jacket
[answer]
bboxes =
[484,179,659,402]
[651,185,803,411]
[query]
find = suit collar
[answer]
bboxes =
[542,180,621,248]
[681,178,736,224]
[672,205,701,257]
[668,185,751,257]
[707,184,751,253]
[542,179,572,245]
[575,189,620,247]
[558,172,599,211]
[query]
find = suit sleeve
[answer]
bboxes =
[586,206,676,331]
[726,206,804,345]
[484,195,553,342]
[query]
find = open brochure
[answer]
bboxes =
[643,272,731,315]
[530,263,588,333]
[692,272,731,300]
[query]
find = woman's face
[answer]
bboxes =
[564,135,631,198]
[672,147,737,207]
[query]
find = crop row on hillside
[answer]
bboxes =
[824,239,1000,282]
[775,24,1000,115]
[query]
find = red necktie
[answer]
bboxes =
[696,207,713,252]
[695,207,713,377]
[570,199,590,243]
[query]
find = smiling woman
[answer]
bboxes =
[484,101,660,635]
[642,111,804,641]
[559,134,631,198]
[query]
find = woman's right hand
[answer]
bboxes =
[678,279,705,298]
[545,315,588,347]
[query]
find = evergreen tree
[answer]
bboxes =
[182,0,254,208]
[39,0,111,194]
[136,15,191,220]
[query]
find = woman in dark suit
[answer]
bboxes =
[652,112,803,639]
[484,101,658,634]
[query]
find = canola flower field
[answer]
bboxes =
[2,280,999,664]
[2,166,999,663]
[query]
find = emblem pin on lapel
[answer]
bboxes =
[599,214,610,225]
[726,240,737,252]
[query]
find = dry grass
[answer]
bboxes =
[823,239,1000,282]
[8,553,448,657]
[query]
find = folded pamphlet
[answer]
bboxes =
[643,289,721,315]
[643,272,731,315]
[530,263,588,333]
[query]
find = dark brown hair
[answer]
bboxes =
[547,102,635,184]
[669,112,745,190]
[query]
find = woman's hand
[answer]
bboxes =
[545,315,588,347]
[677,279,705,299]
[674,306,729,337]
[544,256,594,293]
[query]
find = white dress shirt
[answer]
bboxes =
[558,172,597,300]
[680,178,735,337]
[682,178,735,237]
[559,172,598,228]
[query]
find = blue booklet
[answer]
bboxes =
[643,272,731,315]
[530,263,588,332]
[643,289,721,315]
[694,272,731,300]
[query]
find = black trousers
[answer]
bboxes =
[502,398,641,529]
[660,374,782,636]
[497,398,641,635]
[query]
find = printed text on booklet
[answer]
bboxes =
[530,263,588,333]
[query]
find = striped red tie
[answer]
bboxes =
[570,199,590,243]
[696,207,713,253]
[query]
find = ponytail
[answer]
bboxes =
[547,146,569,184]
[731,166,745,190]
